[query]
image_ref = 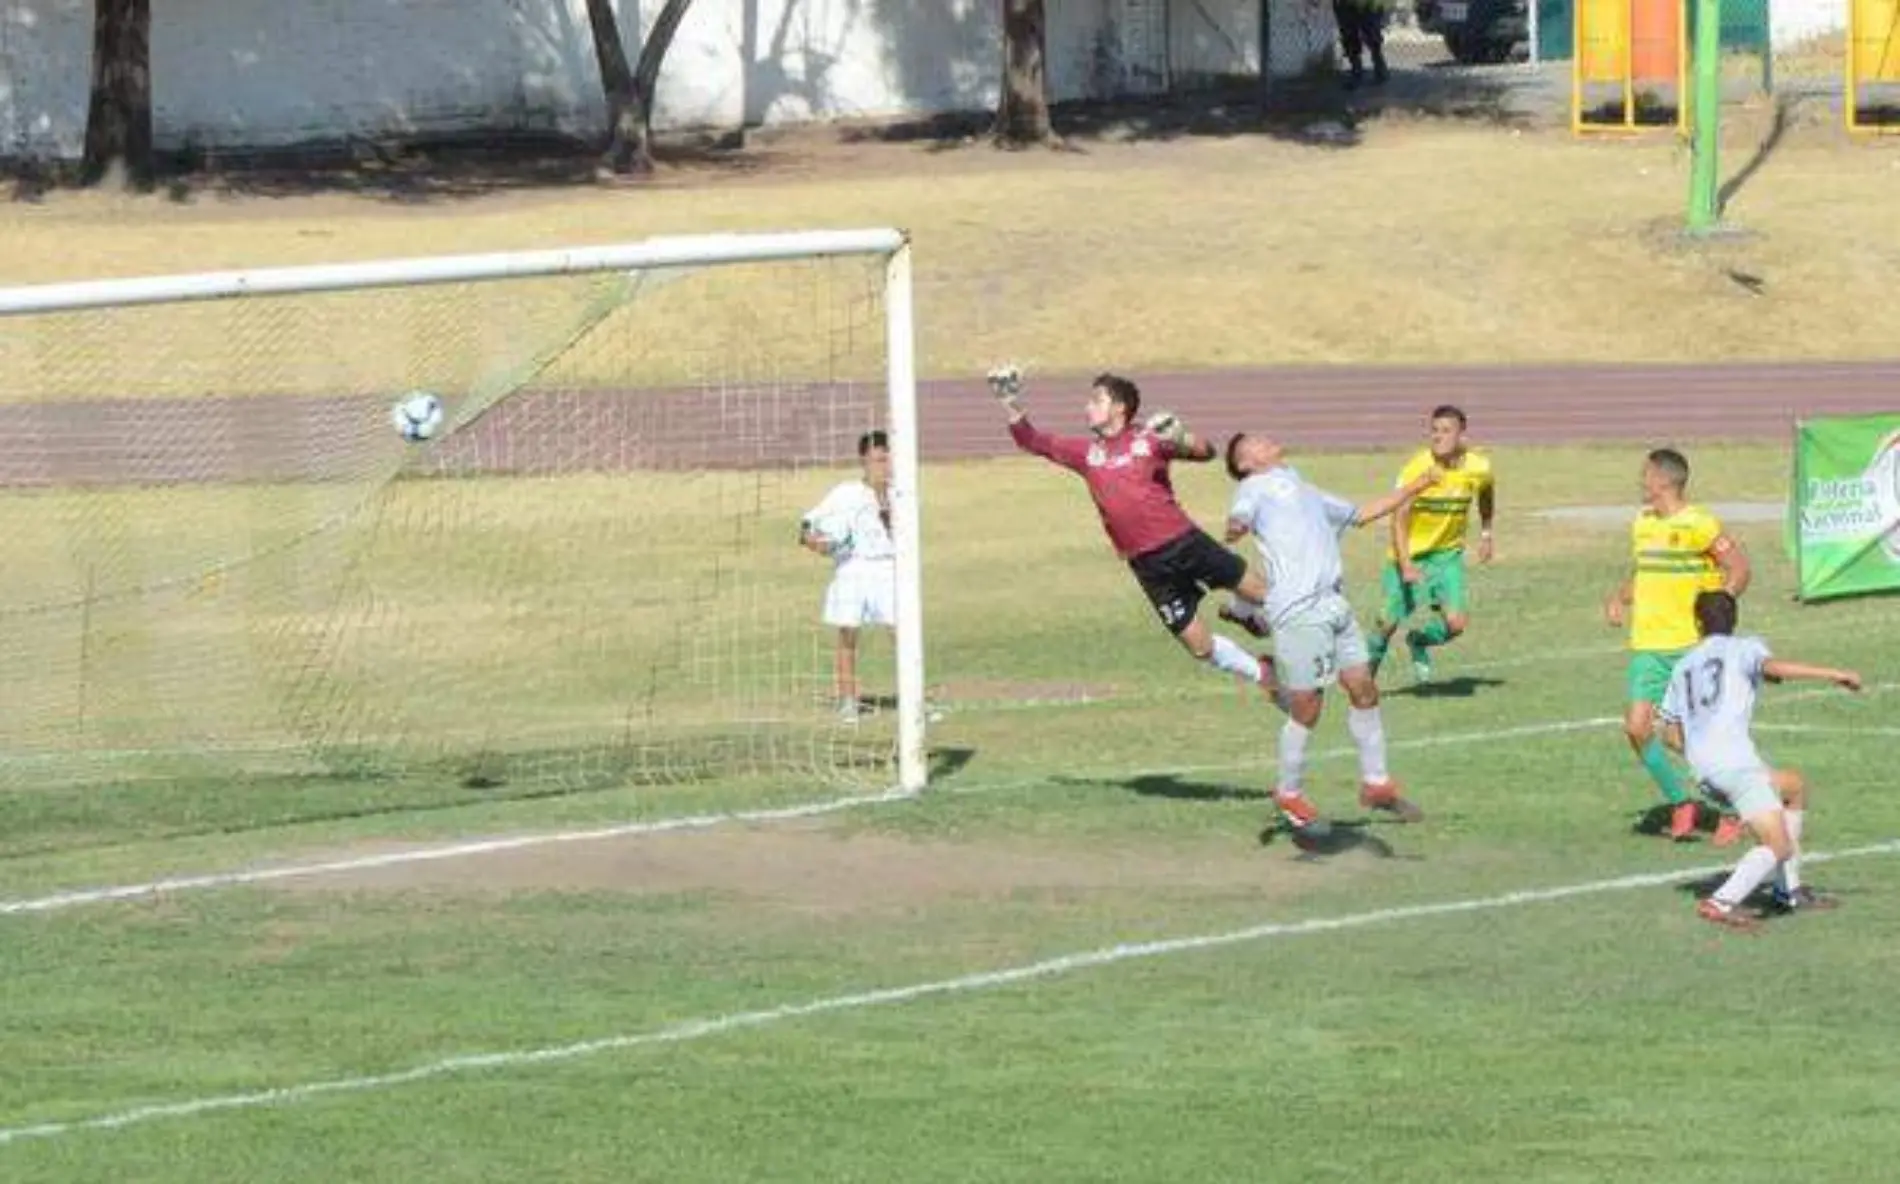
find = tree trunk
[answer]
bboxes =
[81,0,154,188]
[587,0,697,174]
[996,0,1054,145]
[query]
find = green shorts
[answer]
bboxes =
[1380,548,1469,625]
[1626,650,1689,705]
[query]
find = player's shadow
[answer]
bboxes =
[1064,772,1269,802]
[1630,804,1727,841]
[1386,675,1507,700]
[1257,817,1398,860]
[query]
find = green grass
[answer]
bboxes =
[1,443,1897,1181]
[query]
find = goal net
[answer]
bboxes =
[0,230,926,814]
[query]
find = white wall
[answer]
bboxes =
[0,0,1313,162]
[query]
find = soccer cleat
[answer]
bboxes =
[1697,898,1762,933]
[1360,780,1424,823]
[1711,814,1745,847]
[1273,788,1324,831]
[1668,801,1699,841]
[835,699,861,725]
[1769,886,1840,914]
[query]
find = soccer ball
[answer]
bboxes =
[390,391,445,443]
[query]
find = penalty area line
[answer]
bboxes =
[0,714,1622,919]
[3,837,1897,1148]
[3,683,1885,920]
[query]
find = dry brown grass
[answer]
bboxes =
[3,117,1898,381]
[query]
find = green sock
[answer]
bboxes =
[1367,630,1391,670]
[1406,618,1455,650]
[1640,736,1691,805]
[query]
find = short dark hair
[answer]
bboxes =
[1431,405,1467,428]
[1647,447,1690,489]
[1093,373,1141,422]
[858,429,889,456]
[1224,432,1249,481]
[1695,589,1738,637]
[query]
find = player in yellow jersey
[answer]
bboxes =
[1367,406,1495,684]
[1603,448,1751,842]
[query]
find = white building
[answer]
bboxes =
[0,0,1345,161]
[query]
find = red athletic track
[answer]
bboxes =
[1,361,1895,486]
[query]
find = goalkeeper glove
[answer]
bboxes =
[986,364,1025,410]
[1145,410,1189,449]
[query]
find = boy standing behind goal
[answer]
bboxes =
[800,430,896,723]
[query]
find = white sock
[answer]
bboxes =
[1207,634,1262,683]
[1277,720,1311,795]
[1347,705,1389,784]
[1777,810,1805,894]
[1713,845,1780,910]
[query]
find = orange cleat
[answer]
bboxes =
[1669,801,1699,842]
[1697,898,1761,933]
[1273,788,1324,831]
[1360,779,1424,823]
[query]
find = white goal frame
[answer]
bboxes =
[0,227,930,793]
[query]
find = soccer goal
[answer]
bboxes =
[0,228,928,803]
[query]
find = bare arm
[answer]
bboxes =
[1710,533,1750,596]
[1762,658,1861,691]
[1224,516,1251,545]
[1354,469,1439,528]
[1476,483,1496,562]
[1603,572,1633,627]
[1391,497,1414,570]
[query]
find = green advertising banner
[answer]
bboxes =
[1789,414,1900,603]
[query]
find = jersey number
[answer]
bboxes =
[1680,657,1725,717]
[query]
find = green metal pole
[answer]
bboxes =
[1686,0,1723,231]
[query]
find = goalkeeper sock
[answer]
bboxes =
[1641,736,1691,805]
[1208,635,1263,683]
[1406,617,1455,651]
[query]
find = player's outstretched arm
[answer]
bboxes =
[1762,658,1862,691]
[992,365,1089,472]
[1351,467,1442,527]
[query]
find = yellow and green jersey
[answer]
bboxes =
[1388,447,1494,561]
[1628,504,1726,653]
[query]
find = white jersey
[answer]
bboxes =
[1227,465,1358,626]
[1658,632,1772,777]
[802,480,894,565]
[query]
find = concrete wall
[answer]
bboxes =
[0,0,1306,162]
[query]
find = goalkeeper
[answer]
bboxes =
[991,366,1277,692]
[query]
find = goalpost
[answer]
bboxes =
[0,228,929,802]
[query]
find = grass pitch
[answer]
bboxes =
[1,443,1897,1181]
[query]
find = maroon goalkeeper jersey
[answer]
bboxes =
[1009,417,1198,560]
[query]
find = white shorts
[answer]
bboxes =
[1271,591,1370,692]
[823,558,896,629]
[1698,765,1781,817]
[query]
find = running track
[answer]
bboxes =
[1,361,1894,485]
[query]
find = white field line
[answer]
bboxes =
[3,837,1897,1149]
[4,681,1889,919]
[0,715,1622,918]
